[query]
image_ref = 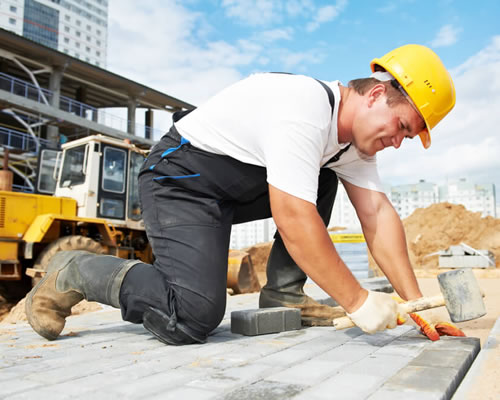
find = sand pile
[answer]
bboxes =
[403,202,500,269]
[368,202,500,272]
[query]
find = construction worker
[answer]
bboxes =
[26,44,456,345]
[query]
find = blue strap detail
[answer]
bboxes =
[153,173,201,181]
[160,137,190,158]
[150,137,190,171]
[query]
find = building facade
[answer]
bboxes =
[0,0,108,67]
[230,218,277,250]
[439,179,496,217]
[330,181,362,230]
[390,180,440,219]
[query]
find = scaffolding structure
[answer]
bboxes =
[0,28,194,192]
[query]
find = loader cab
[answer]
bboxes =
[40,135,147,229]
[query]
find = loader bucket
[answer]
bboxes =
[227,250,261,294]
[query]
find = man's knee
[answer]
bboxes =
[177,289,227,335]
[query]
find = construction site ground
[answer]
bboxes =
[1,277,498,400]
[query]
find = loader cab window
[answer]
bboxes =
[37,149,61,194]
[128,151,144,221]
[102,147,126,193]
[98,145,127,220]
[60,145,87,188]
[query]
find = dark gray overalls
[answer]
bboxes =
[118,78,344,345]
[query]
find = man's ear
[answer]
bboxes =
[367,83,386,107]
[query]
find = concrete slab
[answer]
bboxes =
[0,280,480,400]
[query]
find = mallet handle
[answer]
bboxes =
[332,294,446,330]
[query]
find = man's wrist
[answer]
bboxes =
[344,288,369,314]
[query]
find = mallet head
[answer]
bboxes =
[437,269,486,323]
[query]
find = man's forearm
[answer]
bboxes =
[362,204,422,301]
[273,202,367,313]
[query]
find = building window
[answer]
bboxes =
[86,35,91,41]
[10,6,17,12]
[76,20,81,26]
[23,0,59,50]
[64,37,69,43]
[87,25,91,31]
[75,53,80,58]
[65,15,70,21]
[76,42,80,48]
[9,18,16,25]
[96,40,101,46]
[63,48,69,53]
[86,46,90,52]
[96,50,100,56]
[96,29,101,36]
[64,26,70,32]
[76,31,81,37]
[96,61,100,66]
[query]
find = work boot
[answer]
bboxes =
[26,251,141,340]
[259,235,346,325]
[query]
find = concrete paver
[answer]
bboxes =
[0,280,481,399]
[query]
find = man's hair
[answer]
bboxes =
[348,78,407,107]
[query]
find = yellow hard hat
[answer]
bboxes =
[371,44,456,149]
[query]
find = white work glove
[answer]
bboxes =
[346,290,405,334]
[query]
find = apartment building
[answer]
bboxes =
[0,0,108,67]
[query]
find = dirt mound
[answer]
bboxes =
[1,298,103,324]
[370,202,500,272]
[404,202,500,269]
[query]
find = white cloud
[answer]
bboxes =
[306,0,348,32]
[376,3,397,13]
[106,0,327,138]
[430,24,462,48]
[285,0,314,17]
[377,36,500,194]
[254,28,294,43]
[221,0,278,26]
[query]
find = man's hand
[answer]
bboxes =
[346,291,406,334]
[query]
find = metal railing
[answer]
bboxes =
[0,72,165,139]
[0,126,50,152]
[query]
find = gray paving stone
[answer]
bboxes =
[147,387,220,400]
[409,349,477,370]
[223,379,306,400]
[366,389,442,400]
[253,348,311,367]
[342,353,413,378]
[316,342,380,363]
[293,373,384,400]
[0,378,43,397]
[231,307,301,336]
[104,369,203,398]
[265,359,344,386]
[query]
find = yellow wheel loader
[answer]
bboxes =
[0,135,259,301]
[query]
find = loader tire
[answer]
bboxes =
[32,235,107,286]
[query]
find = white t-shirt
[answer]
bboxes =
[175,73,384,205]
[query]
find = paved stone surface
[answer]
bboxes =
[0,280,480,399]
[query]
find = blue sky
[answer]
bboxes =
[108,0,500,200]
